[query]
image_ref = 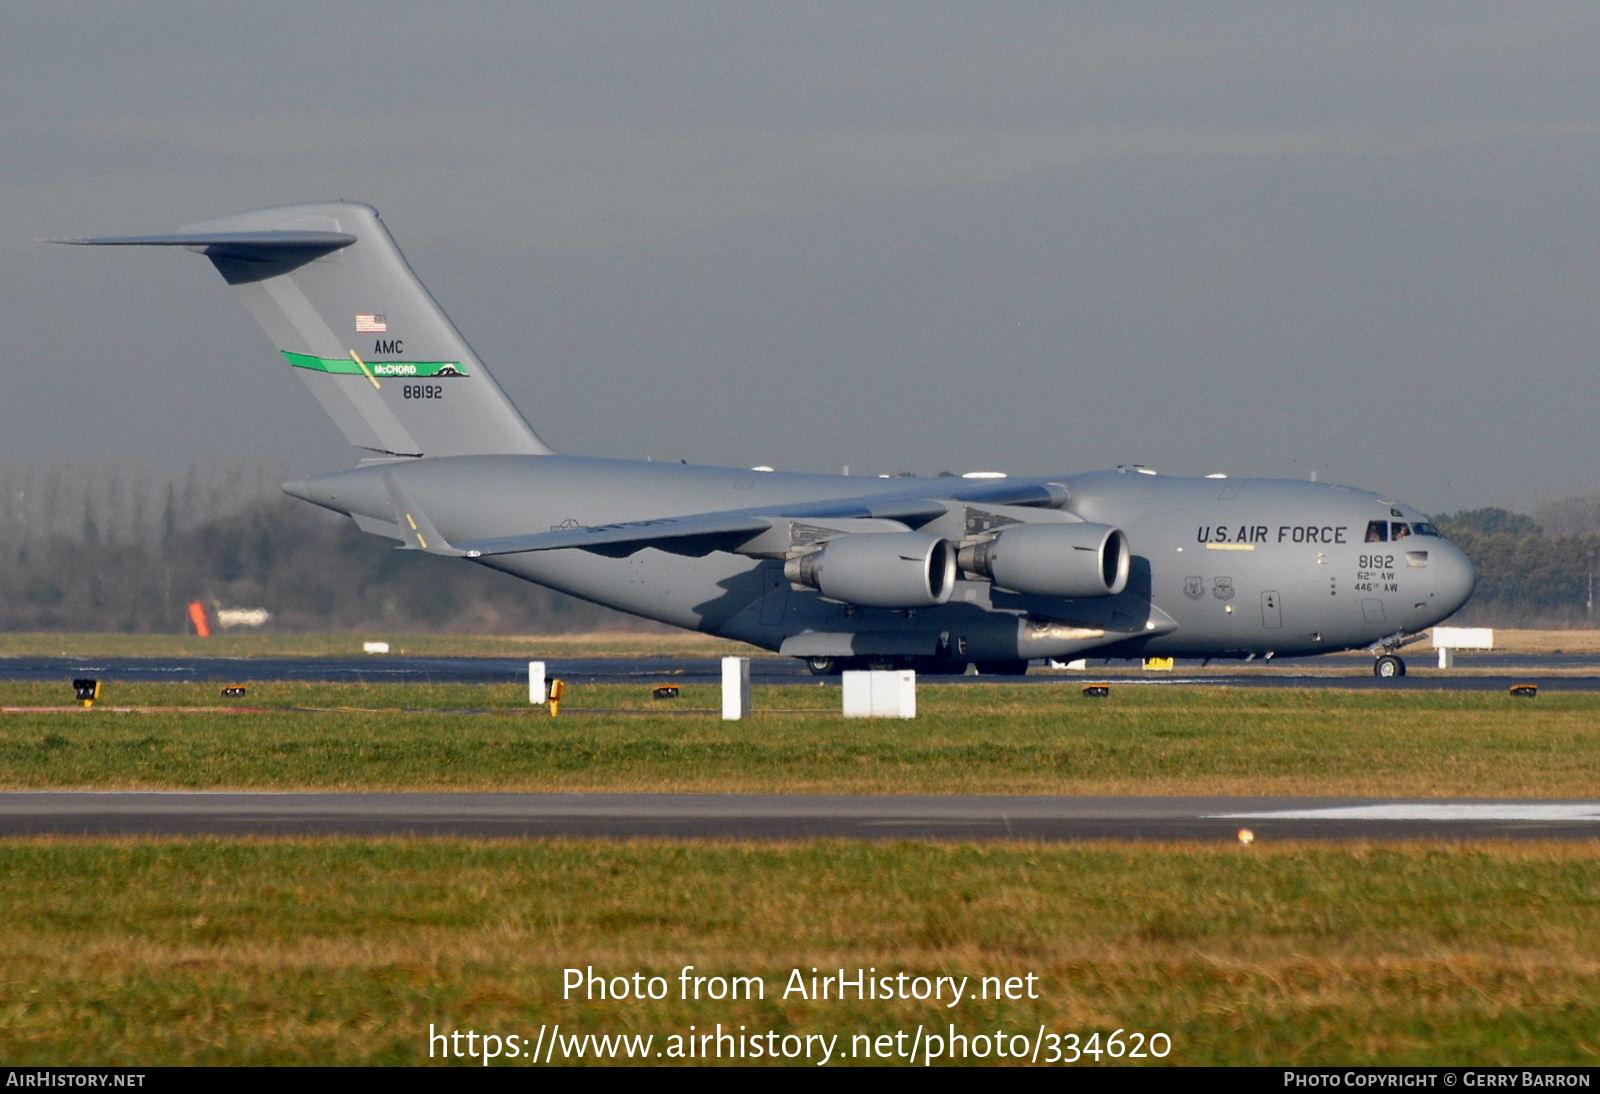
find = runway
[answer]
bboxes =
[4,792,1599,841]
[3,653,1600,690]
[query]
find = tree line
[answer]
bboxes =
[0,463,631,634]
[1430,505,1600,626]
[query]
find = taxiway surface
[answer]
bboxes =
[4,792,1599,841]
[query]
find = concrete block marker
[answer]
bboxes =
[721,656,751,720]
[842,670,916,718]
[1432,626,1493,668]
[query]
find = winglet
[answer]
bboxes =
[381,472,467,556]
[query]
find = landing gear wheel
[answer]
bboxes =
[1374,654,1406,679]
[865,655,900,671]
[974,660,1030,676]
[805,656,839,676]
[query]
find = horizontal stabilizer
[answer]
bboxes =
[53,231,357,255]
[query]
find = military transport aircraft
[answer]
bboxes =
[60,202,1475,677]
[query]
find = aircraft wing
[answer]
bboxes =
[456,512,777,559]
[449,478,1070,559]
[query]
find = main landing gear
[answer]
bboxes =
[804,655,1002,676]
[806,655,903,676]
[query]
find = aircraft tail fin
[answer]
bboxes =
[58,202,551,458]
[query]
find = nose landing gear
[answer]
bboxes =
[1370,631,1425,679]
[1374,654,1406,678]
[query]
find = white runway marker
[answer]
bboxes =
[1213,803,1600,822]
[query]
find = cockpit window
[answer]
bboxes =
[1370,519,1435,541]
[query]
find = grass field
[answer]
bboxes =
[3,650,1598,1067]
[1,680,1598,796]
[0,838,1596,1066]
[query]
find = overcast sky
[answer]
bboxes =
[11,3,1600,513]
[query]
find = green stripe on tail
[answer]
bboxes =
[283,352,470,378]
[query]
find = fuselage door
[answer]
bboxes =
[759,564,789,625]
[1261,590,1283,629]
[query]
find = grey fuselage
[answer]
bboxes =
[286,457,1476,664]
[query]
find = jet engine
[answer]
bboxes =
[784,532,958,608]
[958,522,1130,598]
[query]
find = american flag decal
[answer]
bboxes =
[355,314,387,333]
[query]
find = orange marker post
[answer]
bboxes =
[187,601,212,638]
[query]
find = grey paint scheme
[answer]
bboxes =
[64,202,1476,667]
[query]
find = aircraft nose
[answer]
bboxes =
[1434,540,1477,617]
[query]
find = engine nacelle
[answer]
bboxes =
[959,521,1130,598]
[784,532,957,608]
